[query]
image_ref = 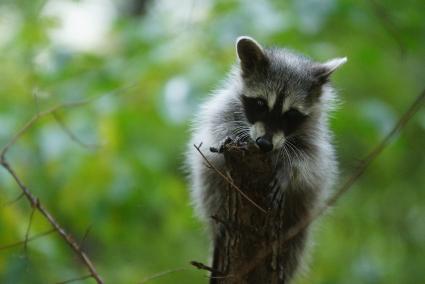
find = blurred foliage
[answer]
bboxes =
[0,0,424,283]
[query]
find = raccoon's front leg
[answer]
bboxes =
[210,136,250,154]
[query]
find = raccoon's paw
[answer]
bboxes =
[210,137,250,153]
[210,136,233,153]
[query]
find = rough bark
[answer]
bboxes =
[210,142,310,284]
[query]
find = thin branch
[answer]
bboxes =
[368,0,406,56]
[193,143,267,214]
[190,261,223,275]
[56,274,93,284]
[52,111,100,150]
[140,261,221,283]
[78,224,93,250]
[327,88,425,207]
[232,87,425,279]
[0,84,136,282]
[0,83,136,159]
[0,99,94,159]
[2,192,25,207]
[139,268,188,284]
[0,229,55,251]
[24,207,36,254]
[0,159,104,283]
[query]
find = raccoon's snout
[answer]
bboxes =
[256,136,273,152]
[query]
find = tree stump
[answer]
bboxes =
[210,141,309,284]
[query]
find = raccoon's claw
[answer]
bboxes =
[209,147,219,153]
[210,136,233,153]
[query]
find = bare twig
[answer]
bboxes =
[368,0,406,56]
[78,224,93,250]
[139,257,224,283]
[140,268,188,284]
[52,111,100,150]
[55,274,93,284]
[327,88,425,206]
[1,99,95,159]
[0,83,136,159]
[193,143,267,214]
[24,207,36,254]
[0,229,55,251]
[0,84,136,283]
[2,192,25,207]
[0,159,104,283]
[0,94,131,283]
[190,261,222,275]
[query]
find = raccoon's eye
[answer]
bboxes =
[241,96,268,123]
[254,98,267,112]
[284,108,306,125]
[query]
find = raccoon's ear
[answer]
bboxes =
[236,36,267,76]
[313,57,347,84]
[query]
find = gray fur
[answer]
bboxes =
[185,36,346,282]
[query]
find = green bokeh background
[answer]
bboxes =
[0,0,424,283]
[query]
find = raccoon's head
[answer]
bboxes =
[235,36,346,153]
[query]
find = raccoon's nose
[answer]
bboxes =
[256,136,273,152]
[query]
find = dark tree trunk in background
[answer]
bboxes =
[210,143,310,284]
[125,0,152,17]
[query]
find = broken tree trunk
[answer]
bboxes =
[210,141,311,284]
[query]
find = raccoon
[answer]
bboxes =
[186,36,346,282]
